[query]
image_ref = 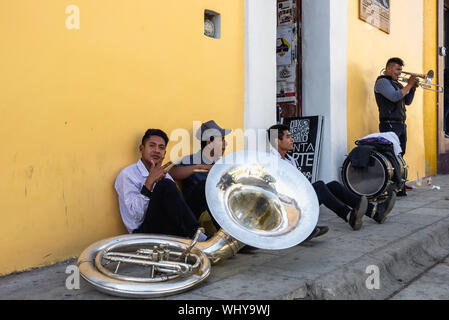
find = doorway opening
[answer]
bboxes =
[444,1,449,137]
[438,0,449,172]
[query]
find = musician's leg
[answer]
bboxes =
[326,181,359,207]
[184,180,220,230]
[380,122,406,156]
[395,123,408,195]
[330,181,376,217]
[326,180,376,217]
[135,179,200,238]
[312,181,351,221]
[313,180,366,230]
[400,124,407,156]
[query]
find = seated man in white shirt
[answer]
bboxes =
[267,124,387,231]
[114,128,207,241]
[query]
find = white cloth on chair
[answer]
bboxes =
[359,132,402,155]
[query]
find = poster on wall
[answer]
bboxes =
[278,0,294,26]
[282,116,324,183]
[276,0,300,120]
[277,65,296,82]
[276,28,293,66]
[359,0,390,34]
[277,82,296,101]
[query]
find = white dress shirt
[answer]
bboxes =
[269,146,296,168]
[114,159,174,233]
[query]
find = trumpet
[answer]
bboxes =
[380,68,444,93]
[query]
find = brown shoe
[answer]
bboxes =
[348,196,367,230]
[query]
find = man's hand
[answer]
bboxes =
[407,74,417,84]
[145,161,173,190]
[402,75,418,96]
[408,75,419,88]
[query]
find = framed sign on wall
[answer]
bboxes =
[359,0,390,34]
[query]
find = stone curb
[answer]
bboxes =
[284,217,449,300]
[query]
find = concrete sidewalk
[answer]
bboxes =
[1,175,449,300]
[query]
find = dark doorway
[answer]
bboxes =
[438,0,449,172]
[444,2,449,136]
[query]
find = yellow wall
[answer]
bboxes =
[423,0,438,176]
[347,0,436,179]
[0,0,244,275]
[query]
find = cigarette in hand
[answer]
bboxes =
[163,161,175,172]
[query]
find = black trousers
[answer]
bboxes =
[184,180,221,230]
[312,180,361,221]
[133,179,200,238]
[379,122,407,155]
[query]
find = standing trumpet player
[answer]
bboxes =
[375,58,418,196]
[375,57,419,156]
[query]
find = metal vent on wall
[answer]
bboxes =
[204,10,220,39]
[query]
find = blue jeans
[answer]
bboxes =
[379,122,407,155]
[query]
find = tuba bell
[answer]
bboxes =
[77,150,319,298]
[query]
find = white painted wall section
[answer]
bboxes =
[302,0,348,182]
[244,0,277,136]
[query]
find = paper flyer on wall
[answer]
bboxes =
[277,81,296,101]
[277,65,295,82]
[278,0,294,26]
[276,28,292,66]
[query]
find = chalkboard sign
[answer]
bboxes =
[282,116,324,182]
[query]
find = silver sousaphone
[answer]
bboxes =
[78,150,319,298]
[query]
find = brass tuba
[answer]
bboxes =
[77,150,319,298]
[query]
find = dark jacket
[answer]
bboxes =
[375,75,407,122]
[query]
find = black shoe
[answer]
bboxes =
[373,191,396,224]
[305,225,329,241]
[349,195,368,230]
[238,245,258,254]
[396,186,407,197]
[365,202,377,218]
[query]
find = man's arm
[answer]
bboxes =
[169,164,212,180]
[375,76,417,102]
[404,88,416,105]
[115,173,150,225]
[375,78,404,102]
[400,75,417,97]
